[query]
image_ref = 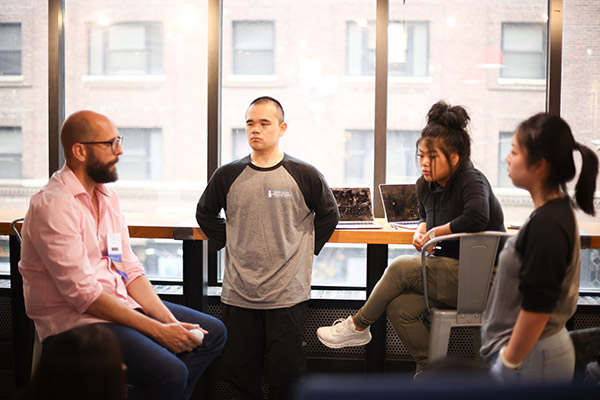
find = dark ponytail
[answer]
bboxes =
[574,142,599,215]
[516,113,598,216]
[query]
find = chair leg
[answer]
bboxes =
[31,331,42,377]
[428,318,452,363]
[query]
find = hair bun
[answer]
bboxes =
[427,100,470,130]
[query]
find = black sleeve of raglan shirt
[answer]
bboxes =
[283,156,340,255]
[196,158,248,251]
[516,202,574,313]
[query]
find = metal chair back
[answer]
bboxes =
[11,217,24,245]
[421,231,512,362]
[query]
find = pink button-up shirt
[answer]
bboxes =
[19,165,146,341]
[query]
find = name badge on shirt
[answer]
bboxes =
[107,233,128,280]
[268,189,292,199]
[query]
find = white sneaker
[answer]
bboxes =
[317,316,372,348]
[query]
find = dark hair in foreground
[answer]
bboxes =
[418,100,472,171]
[248,96,285,124]
[516,113,598,215]
[15,324,126,400]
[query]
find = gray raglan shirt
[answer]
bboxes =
[196,154,339,309]
[480,197,580,359]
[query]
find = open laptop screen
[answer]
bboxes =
[331,187,375,222]
[379,184,419,223]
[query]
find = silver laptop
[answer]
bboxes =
[332,187,383,229]
[379,184,421,230]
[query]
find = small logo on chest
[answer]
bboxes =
[268,190,292,199]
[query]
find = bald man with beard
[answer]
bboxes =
[18,111,226,400]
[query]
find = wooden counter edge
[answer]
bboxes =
[2,221,600,248]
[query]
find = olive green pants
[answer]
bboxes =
[354,254,459,369]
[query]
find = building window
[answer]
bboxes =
[344,130,372,186]
[0,127,22,179]
[231,128,248,160]
[232,21,275,75]
[498,131,514,188]
[89,22,163,75]
[0,23,22,76]
[387,130,420,183]
[312,244,367,287]
[118,128,162,180]
[345,129,420,186]
[501,23,546,79]
[347,20,428,76]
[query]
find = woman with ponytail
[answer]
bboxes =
[481,113,598,382]
[317,101,505,374]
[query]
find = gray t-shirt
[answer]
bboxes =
[196,154,339,309]
[480,197,580,359]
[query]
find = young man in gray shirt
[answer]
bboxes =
[196,96,339,399]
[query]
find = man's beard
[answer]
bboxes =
[86,155,119,184]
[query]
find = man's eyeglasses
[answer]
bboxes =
[79,136,123,153]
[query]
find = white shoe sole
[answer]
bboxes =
[316,331,372,349]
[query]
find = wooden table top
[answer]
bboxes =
[2,209,600,247]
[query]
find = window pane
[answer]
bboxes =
[0,236,9,275]
[312,244,367,287]
[130,238,183,281]
[346,20,376,76]
[65,1,208,280]
[503,23,544,51]
[388,0,547,225]
[0,23,22,75]
[562,0,600,291]
[234,50,274,75]
[0,3,48,214]
[501,23,546,79]
[348,20,429,77]
[502,52,545,79]
[108,51,147,74]
[580,249,600,291]
[231,128,249,160]
[0,127,22,179]
[232,21,274,74]
[118,128,162,181]
[497,131,513,188]
[234,21,274,50]
[344,130,373,186]
[89,22,163,75]
[386,130,420,183]
[108,25,145,50]
[389,21,429,76]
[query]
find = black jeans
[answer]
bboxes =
[221,301,308,400]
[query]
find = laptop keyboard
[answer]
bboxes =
[389,221,420,229]
[336,221,383,229]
